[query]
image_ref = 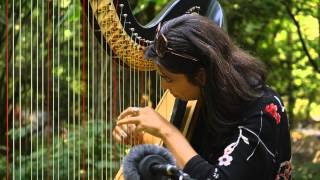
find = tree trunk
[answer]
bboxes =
[286,29,295,128]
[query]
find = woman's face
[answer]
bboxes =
[156,64,201,101]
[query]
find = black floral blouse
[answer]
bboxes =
[184,86,292,180]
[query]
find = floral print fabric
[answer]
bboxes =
[183,87,292,180]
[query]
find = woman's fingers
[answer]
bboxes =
[115,106,169,139]
[112,129,123,143]
[135,124,145,132]
[116,116,141,126]
[113,125,127,139]
[112,124,144,144]
[113,127,132,144]
[117,107,141,120]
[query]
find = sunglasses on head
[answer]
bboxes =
[154,23,199,62]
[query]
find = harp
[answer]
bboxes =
[3,0,223,178]
[86,0,224,179]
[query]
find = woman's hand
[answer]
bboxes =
[113,106,198,168]
[115,106,175,139]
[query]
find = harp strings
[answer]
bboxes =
[97,1,105,178]
[7,0,165,178]
[11,0,15,177]
[104,1,110,178]
[19,0,22,177]
[30,0,33,176]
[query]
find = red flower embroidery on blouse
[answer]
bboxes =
[265,103,281,124]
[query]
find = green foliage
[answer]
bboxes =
[292,162,320,180]
[220,1,320,179]
[221,0,320,124]
[0,120,122,179]
[0,0,123,178]
[0,154,6,179]
[132,0,172,24]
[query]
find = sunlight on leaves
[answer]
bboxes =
[15,24,20,31]
[297,15,319,40]
[53,66,64,77]
[71,80,82,94]
[309,48,319,60]
[310,103,320,122]
[294,78,302,87]
[291,130,304,142]
[275,30,287,42]
[59,0,71,8]
[293,98,309,115]
[233,4,239,9]
[32,8,40,17]
[64,29,73,39]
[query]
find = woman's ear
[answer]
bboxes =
[195,68,206,86]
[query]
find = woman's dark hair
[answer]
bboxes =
[145,14,266,136]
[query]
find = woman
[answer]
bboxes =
[113,14,292,180]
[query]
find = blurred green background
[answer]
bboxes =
[0,0,319,179]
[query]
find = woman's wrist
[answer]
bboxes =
[159,123,178,140]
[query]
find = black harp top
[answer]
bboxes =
[86,0,225,47]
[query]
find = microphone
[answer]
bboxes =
[123,144,195,180]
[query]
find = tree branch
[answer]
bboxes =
[317,2,320,59]
[282,0,320,73]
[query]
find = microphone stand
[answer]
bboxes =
[171,169,196,180]
[152,164,195,180]
[139,155,196,180]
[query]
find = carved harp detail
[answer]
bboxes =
[89,0,155,71]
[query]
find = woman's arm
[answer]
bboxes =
[160,123,198,168]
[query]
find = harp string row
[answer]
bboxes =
[6,0,164,178]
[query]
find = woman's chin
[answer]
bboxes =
[174,95,189,101]
[172,94,182,100]
[180,96,198,101]
[171,93,194,101]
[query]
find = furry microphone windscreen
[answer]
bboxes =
[122,144,176,180]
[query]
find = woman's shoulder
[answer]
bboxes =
[240,85,289,132]
[239,85,291,157]
[237,85,292,178]
[242,85,285,117]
